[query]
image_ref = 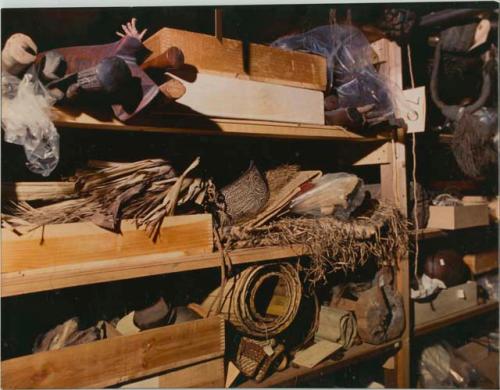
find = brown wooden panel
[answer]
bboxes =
[159,357,225,388]
[1,316,225,389]
[1,214,212,273]
[143,27,327,91]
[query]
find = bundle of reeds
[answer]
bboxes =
[221,202,409,285]
[7,157,206,241]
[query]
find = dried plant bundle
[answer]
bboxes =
[7,157,206,240]
[222,202,408,285]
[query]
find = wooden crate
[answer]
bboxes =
[143,27,327,91]
[1,316,225,389]
[414,281,478,326]
[427,204,489,230]
[1,214,213,273]
[463,250,498,275]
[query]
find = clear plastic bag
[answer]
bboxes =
[271,24,396,121]
[289,173,365,220]
[2,71,60,176]
[418,342,482,388]
[477,273,499,301]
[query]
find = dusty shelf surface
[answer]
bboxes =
[414,300,499,337]
[52,107,390,142]
[238,340,399,388]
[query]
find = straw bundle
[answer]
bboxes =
[7,157,206,240]
[201,263,302,338]
[222,202,408,285]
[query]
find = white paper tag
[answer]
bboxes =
[439,258,445,267]
[263,344,274,356]
[456,289,466,299]
[397,87,426,134]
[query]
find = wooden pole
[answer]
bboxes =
[380,129,410,388]
[215,8,223,42]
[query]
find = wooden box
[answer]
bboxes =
[426,204,489,230]
[143,27,327,91]
[1,214,213,273]
[1,316,225,389]
[414,281,478,326]
[143,27,326,125]
[463,250,498,275]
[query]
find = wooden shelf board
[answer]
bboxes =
[412,227,447,240]
[414,300,499,337]
[52,107,389,142]
[238,340,399,388]
[1,244,305,297]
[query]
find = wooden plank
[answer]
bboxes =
[239,340,398,388]
[1,245,305,297]
[381,137,410,388]
[371,38,402,89]
[51,108,387,142]
[414,300,499,337]
[293,340,342,369]
[1,316,225,389]
[159,357,225,388]
[1,214,213,273]
[168,72,324,125]
[1,181,75,201]
[143,27,327,91]
[353,142,391,166]
[463,250,498,274]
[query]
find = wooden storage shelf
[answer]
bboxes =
[1,316,225,389]
[414,300,499,337]
[1,244,306,297]
[238,340,399,388]
[52,107,390,142]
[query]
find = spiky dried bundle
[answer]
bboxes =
[222,202,408,285]
[7,157,206,240]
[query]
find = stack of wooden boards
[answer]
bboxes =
[143,28,327,124]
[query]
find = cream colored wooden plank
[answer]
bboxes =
[143,27,327,91]
[169,72,324,125]
[1,316,225,389]
[353,142,391,166]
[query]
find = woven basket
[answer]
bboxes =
[202,263,302,338]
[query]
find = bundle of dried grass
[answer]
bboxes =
[7,157,207,241]
[222,202,408,285]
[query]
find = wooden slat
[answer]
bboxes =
[463,250,498,274]
[51,108,387,142]
[239,340,398,388]
[414,300,499,337]
[159,357,225,388]
[1,214,213,273]
[168,72,324,125]
[1,245,305,297]
[1,316,225,389]
[143,27,327,91]
[1,181,75,201]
